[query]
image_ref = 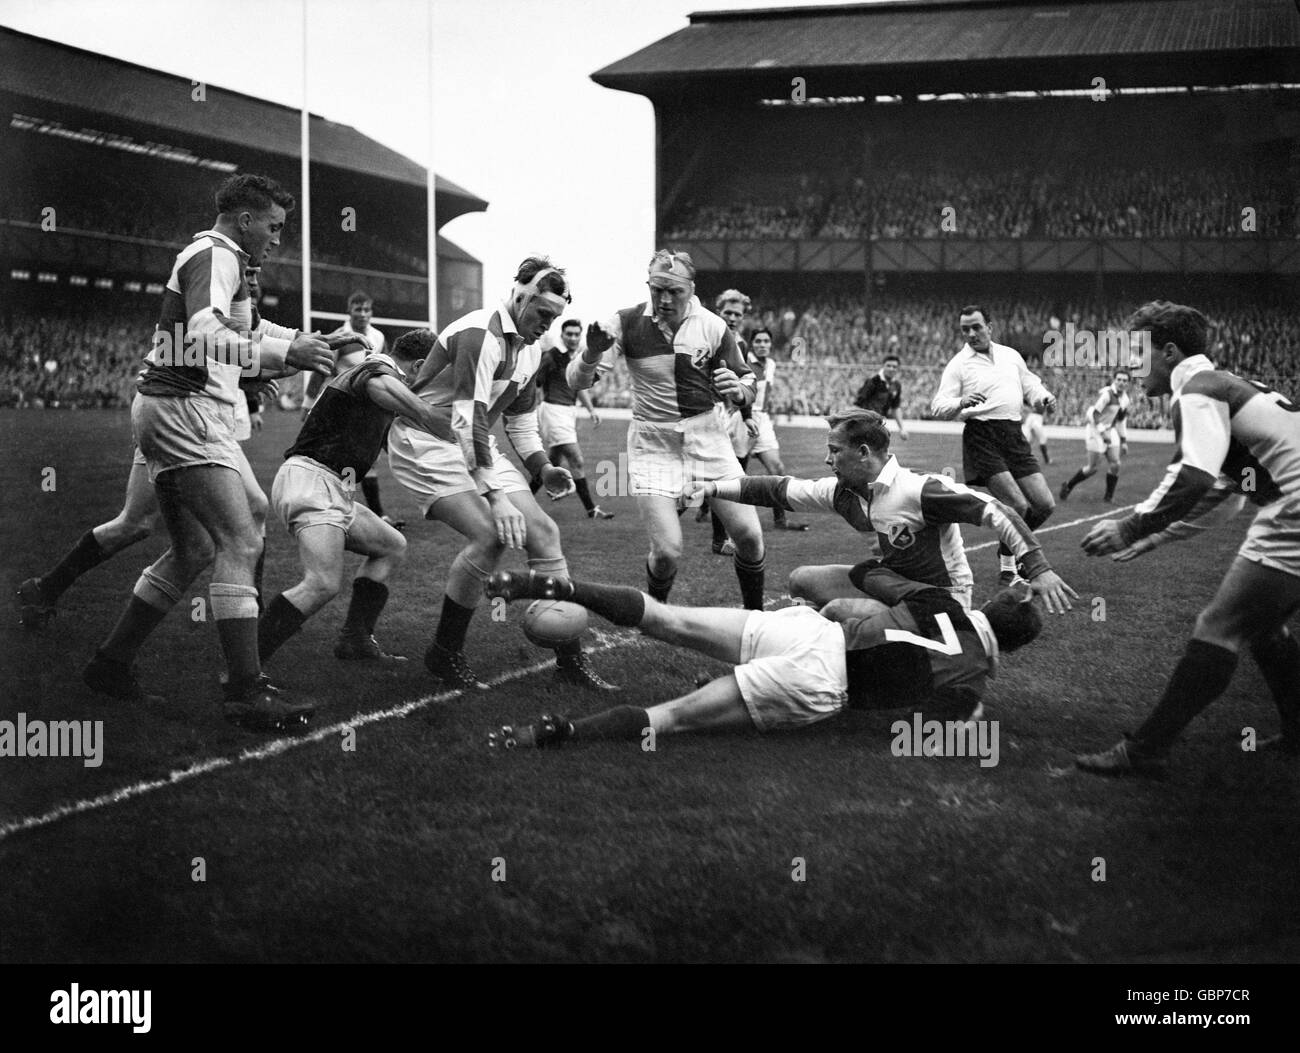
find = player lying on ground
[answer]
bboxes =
[259,329,445,666]
[1076,300,1300,776]
[689,408,1076,615]
[15,266,312,629]
[1059,369,1131,504]
[482,567,1043,749]
[386,256,615,691]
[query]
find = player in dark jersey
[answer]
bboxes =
[854,353,909,441]
[1077,301,1300,775]
[481,568,1042,748]
[258,330,442,666]
[532,319,613,520]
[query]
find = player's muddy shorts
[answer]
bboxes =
[387,420,530,517]
[539,402,578,448]
[734,606,849,732]
[1084,424,1122,455]
[1238,499,1300,580]
[963,418,1041,485]
[272,455,357,535]
[627,409,744,499]
[132,392,243,482]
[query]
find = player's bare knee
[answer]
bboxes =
[650,538,682,568]
[526,515,561,555]
[788,566,819,602]
[303,566,344,603]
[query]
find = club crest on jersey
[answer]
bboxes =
[888,523,916,549]
[690,347,713,371]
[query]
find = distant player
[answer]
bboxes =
[701,288,757,555]
[569,251,766,608]
[734,327,808,532]
[386,256,615,691]
[259,330,443,666]
[306,291,403,529]
[1021,400,1049,465]
[1059,369,1131,503]
[532,319,614,520]
[17,264,279,628]
[1076,301,1300,775]
[854,353,909,441]
[483,567,1044,748]
[82,174,363,730]
[689,409,1076,615]
[931,305,1056,585]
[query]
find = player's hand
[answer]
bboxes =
[1081,519,1127,556]
[1121,441,1129,457]
[589,411,601,427]
[744,417,760,437]
[585,322,614,356]
[487,492,527,548]
[898,427,910,441]
[1112,535,1158,562]
[960,393,987,409]
[1036,395,1057,413]
[712,366,744,402]
[541,464,575,501]
[325,331,371,353]
[250,411,263,431]
[286,332,335,375]
[683,480,717,505]
[1028,570,1078,614]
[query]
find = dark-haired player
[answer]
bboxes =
[483,568,1044,748]
[259,330,442,666]
[932,304,1056,585]
[692,408,1077,615]
[569,251,766,608]
[533,318,613,520]
[1077,301,1300,775]
[387,256,615,691]
[18,265,283,628]
[1059,369,1131,504]
[81,174,366,730]
[740,327,808,531]
[854,353,909,441]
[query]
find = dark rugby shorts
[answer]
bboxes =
[962,418,1041,485]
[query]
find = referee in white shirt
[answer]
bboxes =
[931,304,1057,585]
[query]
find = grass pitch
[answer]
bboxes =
[1,408,1298,963]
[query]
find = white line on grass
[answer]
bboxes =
[1,506,1129,842]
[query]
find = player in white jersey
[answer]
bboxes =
[740,327,807,531]
[1059,369,1131,504]
[78,175,362,731]
[1077,301,1300,775]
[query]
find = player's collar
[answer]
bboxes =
[642,295,701,322]
[367,350,402,376]
[870,454,902,491]
[497,299,525,343]
[966,609,1000,678]
[197,229,247,259]
[1171,354,1214,395]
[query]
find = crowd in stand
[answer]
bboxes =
[663,163,1299,242]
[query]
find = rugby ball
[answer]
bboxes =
[522,600,589,648]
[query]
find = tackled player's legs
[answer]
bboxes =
[788,564,863,608]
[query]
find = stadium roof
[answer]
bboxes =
[593,0,1300,97]
[0,26,488,222]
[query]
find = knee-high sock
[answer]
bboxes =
[343,577,389,635]
[566,580,646,627]
[574,477,594,512]
[1251,627,1300,737]
[100,565,183,662]
[646,560,676,604]
[1104,471,1118,501]
[43,530,109,598]
[210,582,261,688]
[259,593,309,662]
[570,705,651,741]
[734,553,765,610]
[1024,503,1051,530]
[1063,469,1089,494]
[1134,638,1238,751]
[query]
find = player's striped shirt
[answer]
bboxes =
[569,297,754,423]
[731,457,1050,592]
[931,342,1051,421]
[137,230,291,405]
[284,354,404,481]
[748,350,776,415]
[1088,384,1130,433]
[1119,356,1299,544]
[838,579,999,710]
[404,302,544,474]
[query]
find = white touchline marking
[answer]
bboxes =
[1,508,1127,842]
[963,506,1134,553]
[0,634,640,843]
